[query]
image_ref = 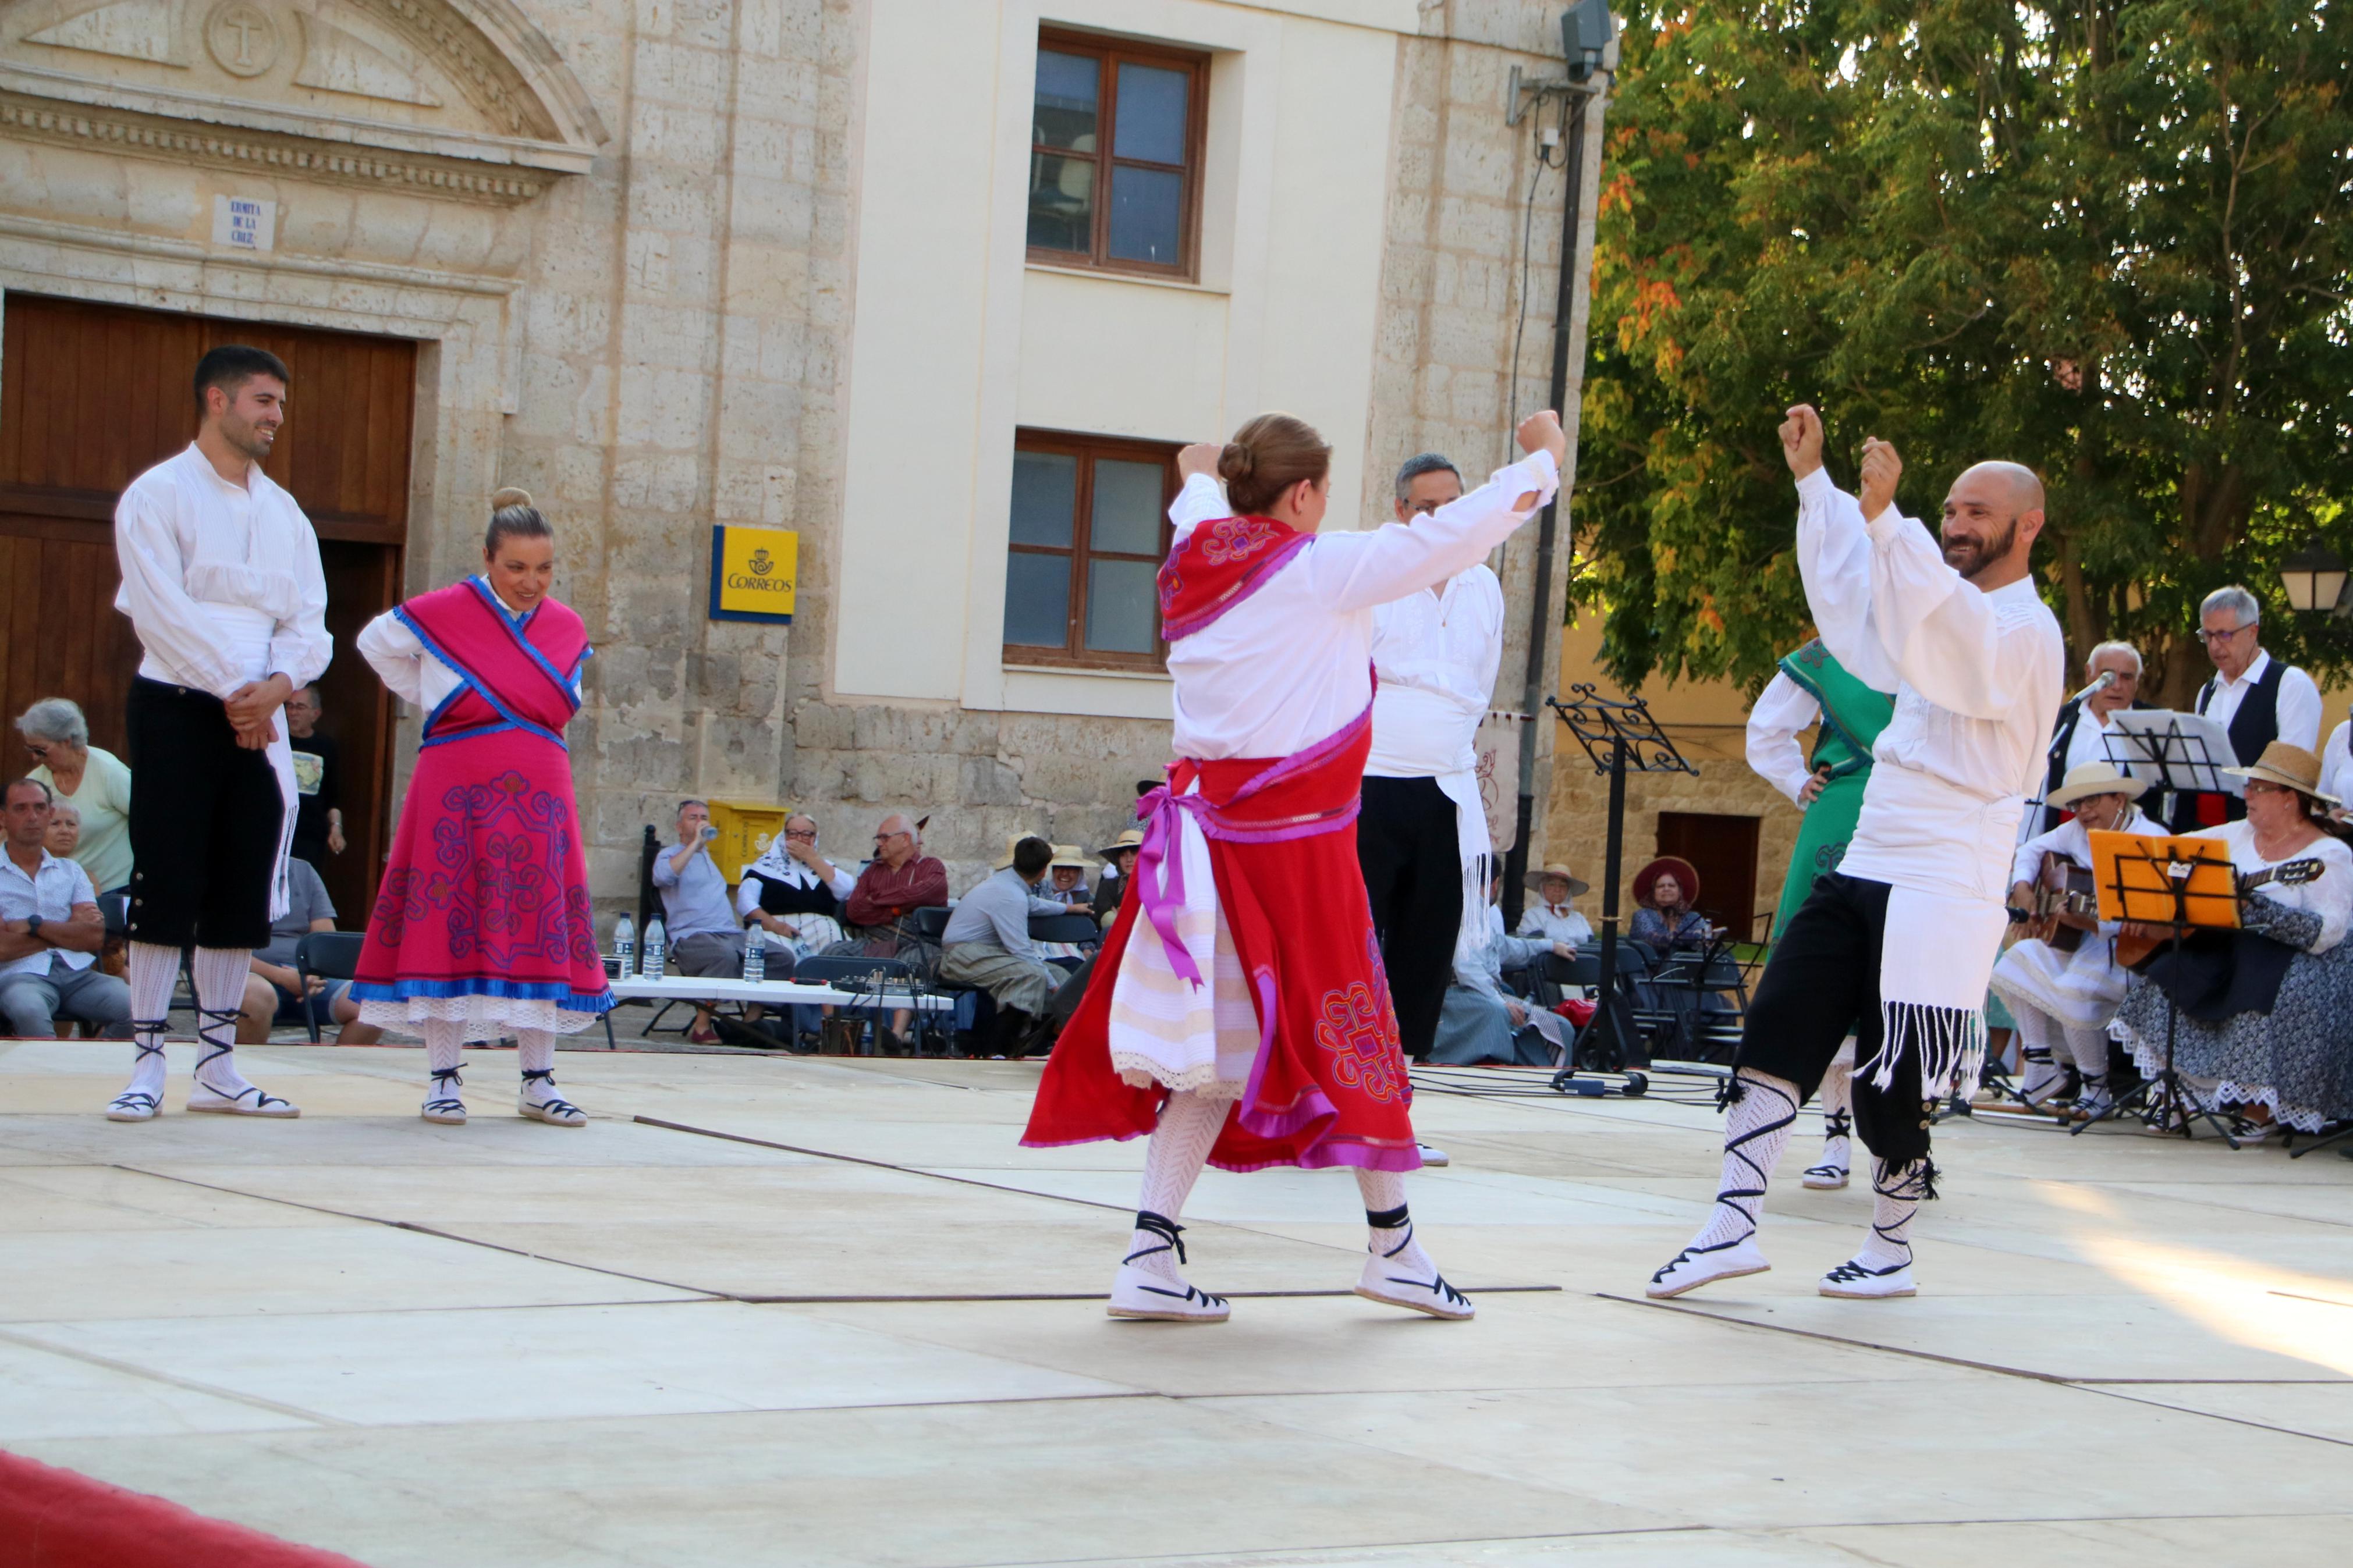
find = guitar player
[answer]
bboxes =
[1989,762,2166,1120]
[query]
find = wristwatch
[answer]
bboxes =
[26,914,42,939]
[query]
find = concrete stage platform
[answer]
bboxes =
[3,1038,2350,1567]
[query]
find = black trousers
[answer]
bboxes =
[125,677,283,951]
[1357,776,1463,1062]
[1732,872,1933,1167]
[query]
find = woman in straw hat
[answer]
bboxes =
[1989,762,2166,1122]
[349,489,611,1129]
[1092,828,1144,930]
[1517,863,1592,948]
[2113,741,2353,1138]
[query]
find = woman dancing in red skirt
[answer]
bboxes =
[350,490,612,1126]
[1025,410,1566,1320]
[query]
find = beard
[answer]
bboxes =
[1942,517,2019,580]
[221,414,278,462]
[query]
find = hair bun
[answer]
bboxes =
[1217,442,1254,483]
[489,486,534,511]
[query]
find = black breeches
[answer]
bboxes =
[1357,776,1464,1062]
[125,677,283,951]
[1733,872,1933,1167]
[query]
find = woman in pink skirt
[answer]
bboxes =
[350,489,612,1126]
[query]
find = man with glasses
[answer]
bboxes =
[841,813,948,950]
[2174,585,2320,831]
[282,684,344,870]
[737,813,856,965]
[2038,641,2148,833]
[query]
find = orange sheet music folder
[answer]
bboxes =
[2086,830,2241,930]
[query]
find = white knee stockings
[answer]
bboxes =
[1690,1069,1798,1250]
[1126,1090,1226,1283]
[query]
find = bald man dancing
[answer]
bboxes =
[1649,408,2061,1300]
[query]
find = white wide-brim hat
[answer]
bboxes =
[2046,760,2153,812]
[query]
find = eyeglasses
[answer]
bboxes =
[2196,623,2253,643]
[21,742,49,760]
[2244,780,2297,798]
[783,830,817,842]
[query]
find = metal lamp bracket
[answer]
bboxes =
[1507,66,1606,126]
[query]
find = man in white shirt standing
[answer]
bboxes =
[2173,584,2322,830]
[1355,452,1503,1168]
[1649,406,2062,1303]
[106,346,330,1122]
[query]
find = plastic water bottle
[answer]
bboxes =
[742,934,766,983]
[613,914,636,979]
[643,916,668,980]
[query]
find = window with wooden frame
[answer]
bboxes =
[1026,30,1207,279]
[1003,431,1177,670]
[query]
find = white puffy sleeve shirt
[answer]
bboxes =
[357,578,583,713]
[112,446,331,699]
[1745,671,1820,805]
[1163,449,1558,762]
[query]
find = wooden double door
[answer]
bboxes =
[0,294,416,927]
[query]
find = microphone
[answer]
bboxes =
[2068,669,2116,706]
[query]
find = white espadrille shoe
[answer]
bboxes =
[1819,1255,1916,1299]
[517,1069,586,1127]
[1108,1262,1231,1322]
[186,1083,300,1117]
[1354,1253,1475,1320]
[105,1088,162,1123]
[1645,1233,1769,1299]
[1801,1158,1850,1190]
[1106,1212,1229,1322]
[1417,1142,1451,1168]
[421,1065,468,1126]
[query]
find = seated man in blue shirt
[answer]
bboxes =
[939,834,1069,1056]
[0,778,130,1038]
[653,799,751,1044]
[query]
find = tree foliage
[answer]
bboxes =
[1578,0,2353,706]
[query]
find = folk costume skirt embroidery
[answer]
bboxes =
[352,581,613,1037]
[1023,709,1422,1173]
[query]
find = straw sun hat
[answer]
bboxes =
[2226,741,2339,806]
[2046,760,2153,812]
[1522,862,1591,898]
[1094,828,1145,860]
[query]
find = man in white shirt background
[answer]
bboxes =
[2036,640,2147,832]
[1356,452,1504,1070]
[2174,584,2320,830]
[107,346,329,1123]
[0,778,129,1038]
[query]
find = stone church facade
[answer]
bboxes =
[0,0,1606,904]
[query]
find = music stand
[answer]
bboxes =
[2101,710,2238,828]
[2079,829,2242,1145]
[1544,685,1697,1092]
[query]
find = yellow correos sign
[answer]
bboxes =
[709,524,797,624]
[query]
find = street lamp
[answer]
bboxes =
[2278,537,2348,614]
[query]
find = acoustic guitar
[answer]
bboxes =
[2114,857,2327,968]
[2014,851,2099,951]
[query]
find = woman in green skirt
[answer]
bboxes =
[1745,637,1896,1189]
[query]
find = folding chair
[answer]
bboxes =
[293,931,366,1044]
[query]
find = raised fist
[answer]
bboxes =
[1176,442,1224,481]
[1516,409,1567,466]
[1780,404,1824,479]
[1858,436,1903,521]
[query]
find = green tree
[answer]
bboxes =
[1578,0,2353,707]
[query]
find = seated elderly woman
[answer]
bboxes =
[1628,856,1715,949]
[1990,762,2166,1121]
[2113,742,2353,1138]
